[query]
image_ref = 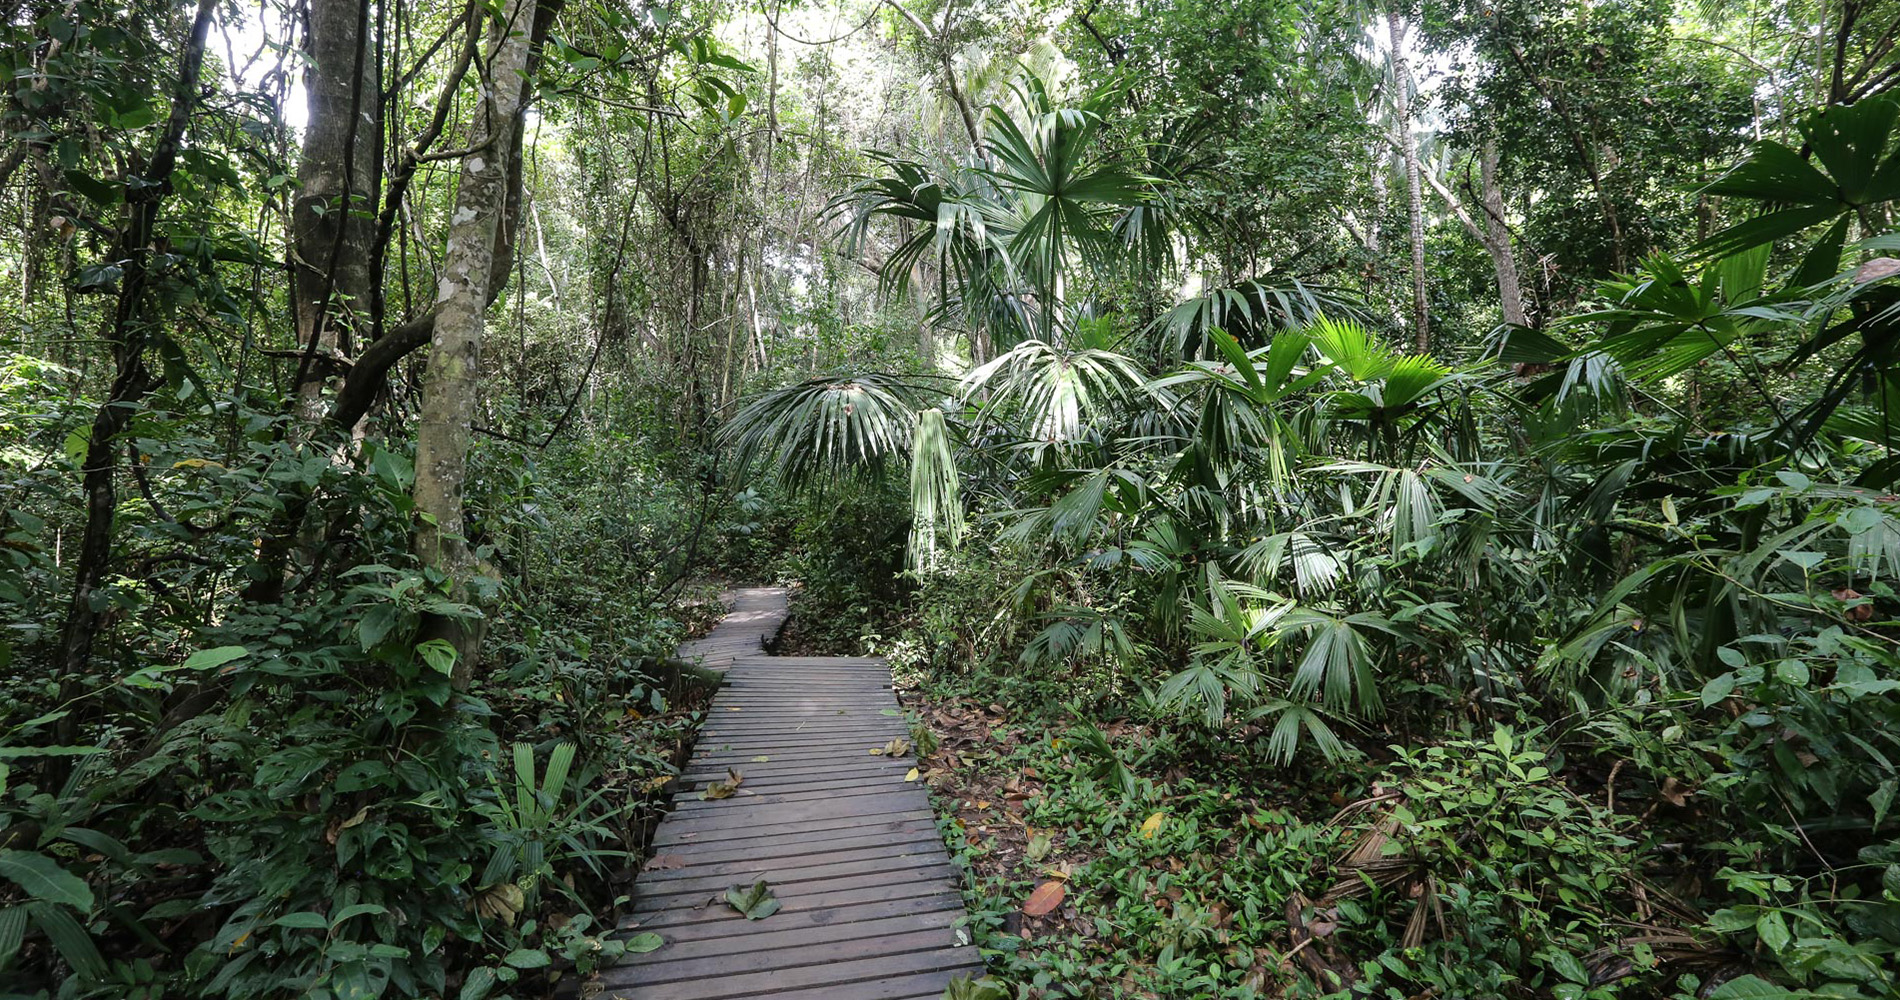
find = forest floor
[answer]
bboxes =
[770,593,1341,994]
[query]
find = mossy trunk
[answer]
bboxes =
[411,0,539,687]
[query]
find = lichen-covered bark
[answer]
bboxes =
[411,0,537,685]
[1388,12,1430,354]
[292,0,380,425]
[1479,139,1527,327]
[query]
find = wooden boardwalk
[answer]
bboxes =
[604,588,983,1000]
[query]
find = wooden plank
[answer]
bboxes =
[622,892,965,941]
[613,929,966,987]
[681,754,911,776]
[703,722,908,737]
[671,781,923,811]
[600,946,982,1000]
[686,752,917,774]
[682,762,917,784]
[676,767,913,791]
[617,909,961,967]
[634,851,950,899]
[610,588,982,998]
[631,865,961,916]
[662,783,929,819]
[749,970,980,1000]
[695,730,909,743]
[642,820,941,865]
[672,784,926,817]
[639,836,946,881]
[652,807,937,848]
[689,740,916,761]
[653,791,933,837]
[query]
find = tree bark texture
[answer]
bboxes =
[1388,13,1430,354]
[292,0,381,424]
[1479,138,1527,326]
[410,0,541,686]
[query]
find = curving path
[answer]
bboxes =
[605,587,982,1000]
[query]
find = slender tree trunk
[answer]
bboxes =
[291,0,382,425]
[411,0,542,686]
[1479,138,1527,326]
[57,0,218,694]
[1388,12,1430,353]
[883,0,981,150]
[1398,133,1529,329]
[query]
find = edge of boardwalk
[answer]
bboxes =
[602,587,985,1000]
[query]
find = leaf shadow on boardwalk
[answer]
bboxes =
[604,587,983,1000]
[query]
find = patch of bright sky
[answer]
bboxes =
[222,1,307,131]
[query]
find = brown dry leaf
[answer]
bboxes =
[1022,880,1066,916]
[1139,811,1166,839]
[642,775,674,793]
[473,882,525,926]
[1833,587,1875,622]
[701,768,744,801]
[868,737,912,757]
[1657,776,1692,807]
[643,854,687,871]
[326,805,370,844]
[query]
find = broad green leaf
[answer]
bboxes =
[725,880,781,920]
[1545,949,1588,984]
[1701,673,1737,707]
[459,966,497,1000]
[503,948,551,969]
[1755,909,1791,952]
[0,851,93,910]
[180,645,250,671]
[416,638,457,677]
[625,932,664,954]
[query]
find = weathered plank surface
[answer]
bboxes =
[605,587,981,1000]
[674,587,794,670]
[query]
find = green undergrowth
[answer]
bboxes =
[908,667,1888,1000]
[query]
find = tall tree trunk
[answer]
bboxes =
[1388,12,1430,353]
[411,0,542,687]
[57,0,218,698]
[1396,133,1530,329]
[291,0,382,425]
[1479,138,1527,326]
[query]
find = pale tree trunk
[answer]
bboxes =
[1388,12,1430,353]
[1479,138,1527,326]
[411,0,539,687]
[1402,136,1530,329]
[292,0,381,425]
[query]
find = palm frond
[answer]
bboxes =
[720,373,939,488]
